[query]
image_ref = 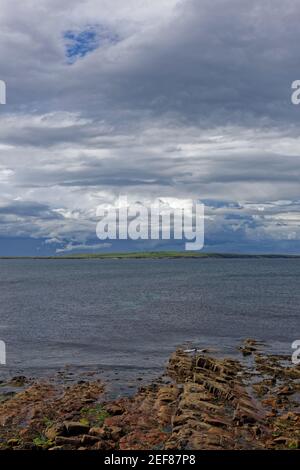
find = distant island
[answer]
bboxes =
[0,251,300,260]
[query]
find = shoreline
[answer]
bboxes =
[1,252,300,260]
[0,339,299,450]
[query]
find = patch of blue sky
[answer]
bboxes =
[64,25,120,63]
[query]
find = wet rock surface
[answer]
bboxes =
[0,341,299,450]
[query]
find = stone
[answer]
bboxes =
[45,423,65,441]
[89,426,107,438]
[277,386,293,396]
[55,436,82,447]
[234,405,262,424]
[108,426,123,441]
[1,344,299,451]
[157,386,179,403]
[9,376,28,387]
[7,438,19,447]
[202,414,231,428]
[119,430,167,450]
[273,436,288,444]
[63,421,90,436]
[104,403,124,416]
[81,434,101,445]
[92,440,113,450]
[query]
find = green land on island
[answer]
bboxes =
[0,251,299,260]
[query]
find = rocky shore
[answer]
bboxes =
[0,340,299,450]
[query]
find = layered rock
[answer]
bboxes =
[0,342,299,450]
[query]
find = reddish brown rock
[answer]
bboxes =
[1,343,299,451]
[55,436,82,447]
[63,421,90,436]
[119,430,167,450]
[104,403,124,416]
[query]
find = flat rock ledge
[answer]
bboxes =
[0,342,299,450]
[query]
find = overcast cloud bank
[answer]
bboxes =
[0,0,300,254]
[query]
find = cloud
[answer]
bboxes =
[0,0,300,254]
[55,241,111,253]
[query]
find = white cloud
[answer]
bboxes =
[0,0,300,253]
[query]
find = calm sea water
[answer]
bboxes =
[0,258,299,391]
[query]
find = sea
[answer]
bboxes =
[0,258,299,395]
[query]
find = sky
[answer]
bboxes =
[0,0,300,255]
